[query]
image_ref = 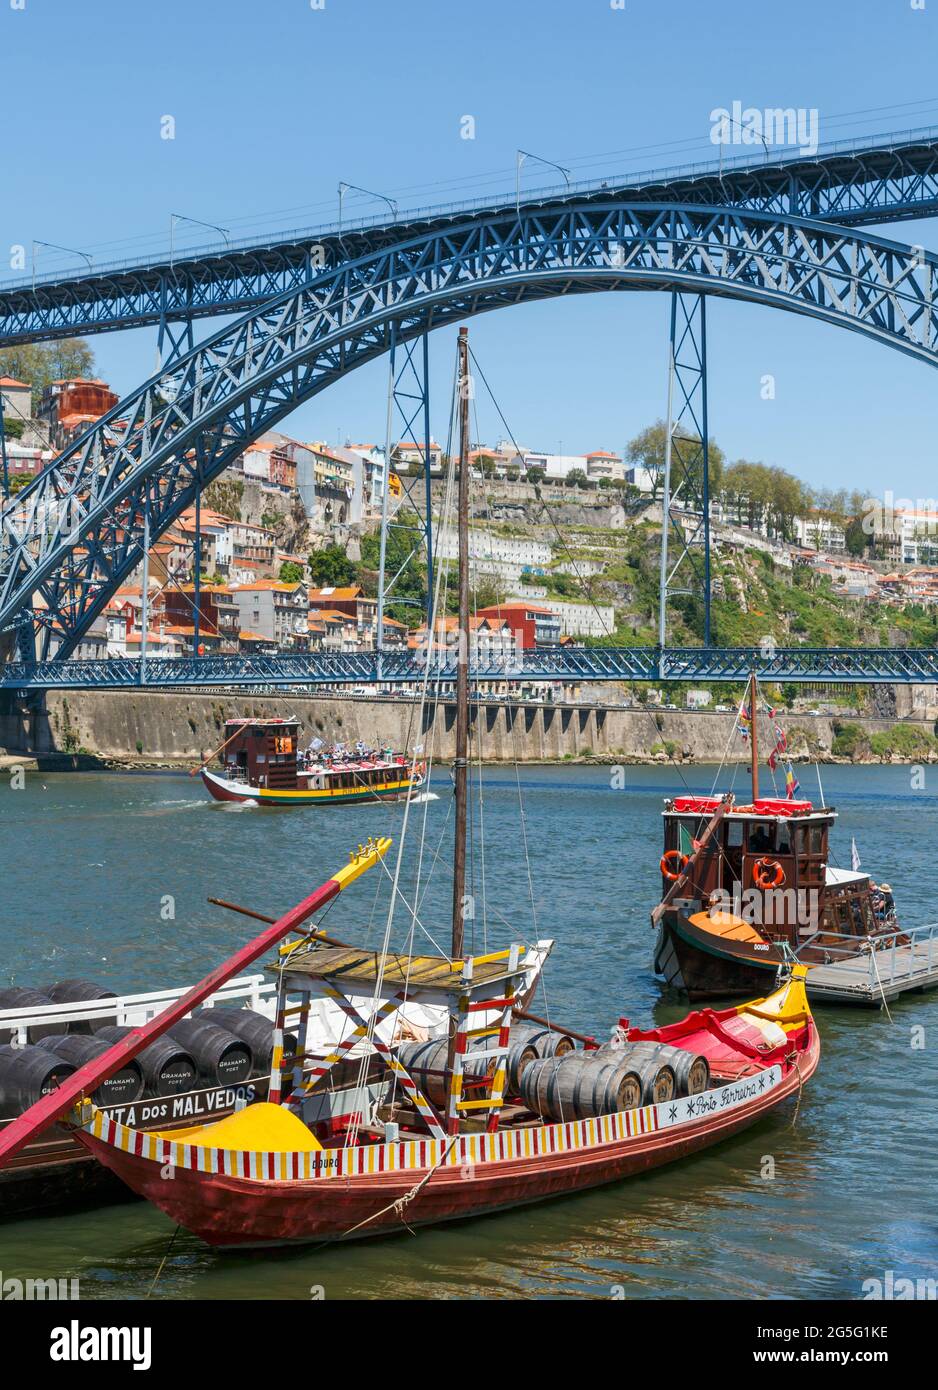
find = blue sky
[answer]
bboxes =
[3,0,938,497]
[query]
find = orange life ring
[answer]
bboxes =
[660,849,689,881]
[753,857,786,889]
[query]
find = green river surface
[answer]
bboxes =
[0,762,934,1300]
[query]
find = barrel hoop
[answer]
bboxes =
[83,1065,783,1179]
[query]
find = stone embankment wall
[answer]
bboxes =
[2,690,936,766]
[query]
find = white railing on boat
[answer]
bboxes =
[0,973,278,1048]
[796,922,938,990]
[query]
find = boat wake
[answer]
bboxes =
[408,791,440,805]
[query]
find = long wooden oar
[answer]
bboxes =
[0,837,392,1168]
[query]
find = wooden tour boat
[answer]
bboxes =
[653,673,903,1000]
[0,329,820,1249]
[200,718,425,806]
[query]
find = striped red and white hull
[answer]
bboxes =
[74,1027,818,1248]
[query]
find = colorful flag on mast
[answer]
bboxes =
[785,764,800,800]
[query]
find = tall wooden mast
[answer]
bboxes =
[451,326,471,960]
[749,670,759,804]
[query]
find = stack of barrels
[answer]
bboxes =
[0,981,289,1120]
[514,1022,711,1124]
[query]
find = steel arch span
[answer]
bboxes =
[3,200,938,660]
[5,127,938,347]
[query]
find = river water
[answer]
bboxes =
[0,762,935,1300]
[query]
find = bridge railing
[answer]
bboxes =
[3,123,938,294]
[3,646,938,689]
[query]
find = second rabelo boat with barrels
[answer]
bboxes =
[0,329,820,1249]
[652,673,905,1001]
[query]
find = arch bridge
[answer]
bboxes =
[2,131,938,687]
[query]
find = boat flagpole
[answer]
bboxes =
[0,839,392,1168]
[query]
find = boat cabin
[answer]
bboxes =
[661,795,893,953]
[222,719,299,791]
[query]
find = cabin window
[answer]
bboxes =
[809,826,824,855]
[748,821,774,854]
[726,820,743,849]
[776,823,792,854]
[849,897,865,934]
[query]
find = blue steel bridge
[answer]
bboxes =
[1,646,938,692]
[3,126,938,691]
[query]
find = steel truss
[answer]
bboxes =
[377,328,434,642]
[4,129,938,346]
[4,203,938,663]
[2,645,937,691]
[659,293,711,646]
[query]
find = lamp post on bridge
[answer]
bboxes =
[31,240,93,291]
[337,182,398,236]
[515,150,572,214]
[169,213,230,268]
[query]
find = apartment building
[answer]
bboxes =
[229,579,309,649]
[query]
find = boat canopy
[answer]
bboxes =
[668,795,820,819]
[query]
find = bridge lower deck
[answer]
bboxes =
[806,940,938,1006]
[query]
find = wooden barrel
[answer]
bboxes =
[203,1008,297,1075]
[519,1053,643,1122]
[396,1038,493,1108]
[610,1042,676,1105]
[36,1035,145,1107]
[506,1035,538,1093]
[96,1025,198,1098]
[667,1049,710,1097]
[0,1044,75,1119]
[510,1021,575,1060]
[165,1018,253,1086]
[0,988,63,1045]
[43,980,117,1035]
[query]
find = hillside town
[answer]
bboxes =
[3,365,938,693]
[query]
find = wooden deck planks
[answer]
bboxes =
[806,940,938,1005]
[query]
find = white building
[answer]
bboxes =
[347,443,386,510]
[585,450,624,481]
[625,464,658,495]
[686,689,712,709]
[530,599,616,639]
[435,529,552,585]
[793,513,846,553]
[893,508,938,565]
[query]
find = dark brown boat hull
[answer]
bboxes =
[654,908,784,1001]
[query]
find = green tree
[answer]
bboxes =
[359,510,426,621]
[308,543,357,587]
[279,560,305,584]
[844,516,868,557]
[526,466,545,485]
[627,419,725,502]
[0,339,96,409]
[2,416,24,440]
[567,467,588,487]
